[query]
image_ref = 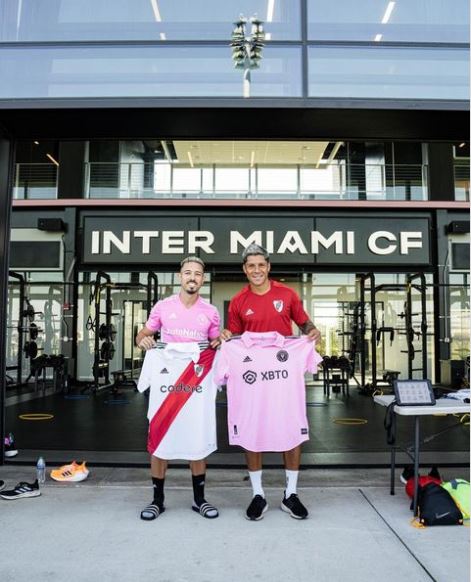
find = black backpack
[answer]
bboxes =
[417,482,463,526]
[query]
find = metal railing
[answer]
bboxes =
[13,163,58,199]
[12,162,429,201]
[85,162,429,201]
[454,163,470,201]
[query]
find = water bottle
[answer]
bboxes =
[36,456,46,484]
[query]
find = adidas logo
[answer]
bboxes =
[160,368,169,374]
[168,313,177,320]
[243,356,252,362]
[245,309,254,316]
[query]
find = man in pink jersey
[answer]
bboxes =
[220,244,321,520]
[135,256,220,521]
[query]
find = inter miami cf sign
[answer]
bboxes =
[81,214,431,266]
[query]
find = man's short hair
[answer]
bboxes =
[242,244,270,264]
[180,256,205,270]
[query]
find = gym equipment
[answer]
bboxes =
[23,341,38,359]
[100,341,116,361]
[99,323,117,341]
[322,355,351,398]
[359,272,428,396]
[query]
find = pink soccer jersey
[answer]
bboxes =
[146,294,220,343]
[214,332,323,452]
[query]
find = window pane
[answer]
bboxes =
[215,168,250,193]
[0,0,300,41]
[307,0,469,42]
[257,168,297,192]
[0,45,301,98]
[308,47,469,100]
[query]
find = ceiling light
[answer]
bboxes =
[34,140,39,145]
[150,0,162,22]
[266,0,275,22]
[250,151,255,167]
[265,32,272,41]
[159,32,166,40]
[459,142,466,148]
[46,153,59,166]
[187,151,194,168]
[381,2,395,24]
[374,34,383,42]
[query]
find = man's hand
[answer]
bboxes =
[306,327,321,343]
[137,336,157,351]
[210,338,221,349]
[300,321,321,343]
[219,329,233,342]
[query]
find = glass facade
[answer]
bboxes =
[308,46,469,100]
[307,0,470,43]
[0,0,300,41]
[0,0,468,101]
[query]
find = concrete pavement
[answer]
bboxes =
[0,466,469,582]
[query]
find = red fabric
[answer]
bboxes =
[147,348,216,455]
[405,475,442,498]
[228,280,310,336]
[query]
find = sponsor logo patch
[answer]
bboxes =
[245,308,254,316]
[160,368,169,374]
[194,364,204,377]
[243,370,257,385]
[243,355,253,362]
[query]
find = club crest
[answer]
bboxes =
[273,300,284,313]
[194,364,204,377]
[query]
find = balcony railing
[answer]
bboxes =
[13,162,429,201]
[454,163,470,201]
[13,163,58,199]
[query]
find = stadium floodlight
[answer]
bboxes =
[230,15,266,97]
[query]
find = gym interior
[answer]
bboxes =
[4,158,470,464]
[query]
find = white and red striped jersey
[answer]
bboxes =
[138,343,218,460]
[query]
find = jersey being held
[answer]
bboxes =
[227,280,310,336]
[215,331,323,452]
[138,342,218,460]
[146,294,220,342]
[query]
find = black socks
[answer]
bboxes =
[192,473,206,507]
[152,476,165,506]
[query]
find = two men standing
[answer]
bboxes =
[136,246,321,521]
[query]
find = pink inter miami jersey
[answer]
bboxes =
[138,343,218,460]
[146,294,220,343]
[215,332,323,452]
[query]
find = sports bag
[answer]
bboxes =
[441,479,470,519]
[417,482,463,526]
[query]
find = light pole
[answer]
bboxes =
[231,16,265,98]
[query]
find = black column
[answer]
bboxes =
[428,143,455,201]
[58,141,86,199]
[0,137,13,464]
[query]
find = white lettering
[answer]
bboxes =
[346,231,355,254]
[103,231,130,254]
[91,231,100,254]
[230,231,262,254]
[162,231,184,254]
[278,231,308,254]
[368,231,397,255]
[400,232,423,255]
[188,231,214,254]
[266,231,274,254]
[134,231,159,254]
[311,232,343,254]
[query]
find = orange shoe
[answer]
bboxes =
[50,461,89,482]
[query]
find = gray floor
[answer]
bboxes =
[0,466,469,582]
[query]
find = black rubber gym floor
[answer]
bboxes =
[5,385,469,456]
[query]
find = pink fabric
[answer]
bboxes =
[146,295,220,343]
[215,331,323,452]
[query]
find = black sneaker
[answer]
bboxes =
[0,480,40,500]
[281,493,308,519]
[0,480,5,492]
[400,465,414,485]
[4,434,18,458]
[245,495,268,521]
